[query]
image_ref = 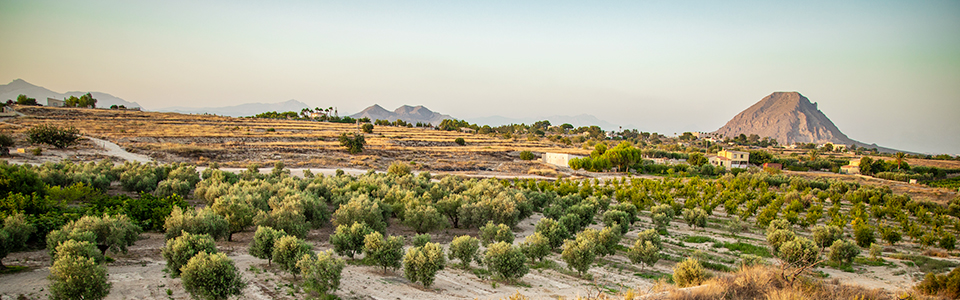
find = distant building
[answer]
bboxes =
[762,163,782,170]
[543,153,583,168]
[708,150,750,169]
[47,98,65,107]
[840,158,861,175]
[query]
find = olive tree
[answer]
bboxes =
[448,235,481,268]
[52,239,103,264]
[332,195,387,233]
[561,236,595,277]
[811,225,843,249]
[211,194,257,241]
[628,240,660,271]
[682,208,708,230]
[479,221,514,246]
[828,239,860,267]
[534,217,569,250]
[330,222,373,259]
[0,213,35,268]
[165,207,229,241]
[403,242,446,288]
[297,250,345,296]
[672,258,706,288]
[46,228,97,258]
[273,235,314,276]
[778,237,819,268]
[180,251,246,300]
[519,232,551,262]
[54,214,141,255]
[403,203,446,234]
[412,233,431,248]
[161,232,218,277]
[485,241,529,281]
[363,231,404,273]
[48,254,111,300]
[248,226,286,265]
[650,204,675,232]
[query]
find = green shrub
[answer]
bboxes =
[332,195,387,233]
[54,214,141,255]
[0,133,14,155]
[27,124,80,149]
[330,222,373,259]
[403,203,445,234]
[879,225,902,245]
[601,210,631,234]
[338,133,365,154]
[534,217,568,250]
[180,251,246,300]
[916,267,960,299]
[682,208,708,229]
[561,236,595,277]
[485,241,529,281]
[164,207,229,241]
[411,233,431,248]
[519,232,551,262]
[46,228,97,258]
[48,254,111,300]
[253,202,308,238]
[210,194,257,241]
[650,204,674,232]
[519,151,536,160]
[673,258,706,288]
[454,137,465,146]
[297,250,345,296]
[779,237,819,268]
[766,229,796,257]
[154,178,191,198]
[52,239,103,264]
[248,226,286,265]
[853,221,875,248]
[272,235,313,275]
[364,231,404,273]
[161,232,217,277]
[0,213,35,267]
[627,240,660,271]
[940,233,956,251]
[361,123,374,134]
[869,243,883,261]
[637,229,662,249]
[403,242,446,288]
[479,221,514,246]
[739,254,765,268]
[811,225,843,249]
[580,225,623,257]
[388,162,411,176]
[448,235,481,268]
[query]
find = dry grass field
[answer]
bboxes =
[3,106,588,173]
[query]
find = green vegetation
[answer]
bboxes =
[180,251,246,300]
[27,124,81,149]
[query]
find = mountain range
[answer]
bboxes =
[349,104,453,126]
[156,100,311,117]
[0,79,141,108]
[714,91,898,153]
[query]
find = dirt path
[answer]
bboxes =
[86,136,153,163]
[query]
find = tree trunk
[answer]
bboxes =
[98,244,109,256]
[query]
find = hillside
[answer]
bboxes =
[155,99,310,117]
[714,92,899,152]
[0,79,141,108]
[350,104,453,125]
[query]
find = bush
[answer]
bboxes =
[673,258,706,288]
[46,228,97,258]
[388,162,411,176]
[601,210,631,234]
[52,239,103,264]
[48,254,111,300]
[180,251,246,300]
[454,137,465,146]
[535,217,569,250]
[248,226,286,265]
[330,222,373,259]
[364,231,404,273]
[650,204,674,232]
[338,133,365,154]
[0,213,35,267]
[297,250,345,296]
[561,236,595,277]
[54,214,141,255]
[272,235,313,275]
[779,237,819,268]
[403,203,445,234]
[766,229,796,257]
[853,221,875,248]
[211,194,257,241]
[940,233,956,251]
[479,221,514,246]
[165,207,229,241]
[916,267,960,299]
[411,233,431,248]
[161,232,218,277]
[636,229,662,249]
[0,133,14,155]
[485,241,529,281]
[519,151,536,161]
[811,225,843,249]
[448,235,480,268]
[253,201,308,238]
[739,254,765,268]
[869,243,883,261]
[627,240,660,271]
[682,208,708,229]
[520,232,551,262]
[361,123,374,134]
[153,179,191,198]
[879,226,902,245]
[403,242,446,288]
[27,124,81,149]
[332,195,387,233]
[580,226,623,257]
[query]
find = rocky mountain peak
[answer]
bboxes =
[714,92,854,146]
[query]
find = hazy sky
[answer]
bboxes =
[2,1,958,154]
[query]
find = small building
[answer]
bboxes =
[47,98,65,107]
[543,153,583,168]
[709,150,750,169]
[460,128,475,133]
[840,158,861,175]
[762,163,782,170]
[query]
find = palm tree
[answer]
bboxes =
[894,152,907,170]
[808,150,820,162]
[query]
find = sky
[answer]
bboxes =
[1,0,958,154]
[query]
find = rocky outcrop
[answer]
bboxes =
[350,104,453,126]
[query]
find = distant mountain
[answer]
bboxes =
[350,104,452,125]
[0,79,141,108]
[156,99,310,117]
[714,92,900,153]
[467,114,631,131]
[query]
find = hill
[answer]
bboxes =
[714,92,900,153]
[349,104,452,125]
[0,79,141,108]
[467,114,633,131]
[156,99,310,117]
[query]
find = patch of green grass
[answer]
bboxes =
[0,266,30,274]
[472,267,492,280]
[722,242,772,258]
[346,258,376,266]
[854,257,888,267]
[634,270,673,283]
[700,260,732,272]
[531,259,560,270]
[683,236,718,244]
[889,253,959,274]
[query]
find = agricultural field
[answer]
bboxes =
[1,106,959,300]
